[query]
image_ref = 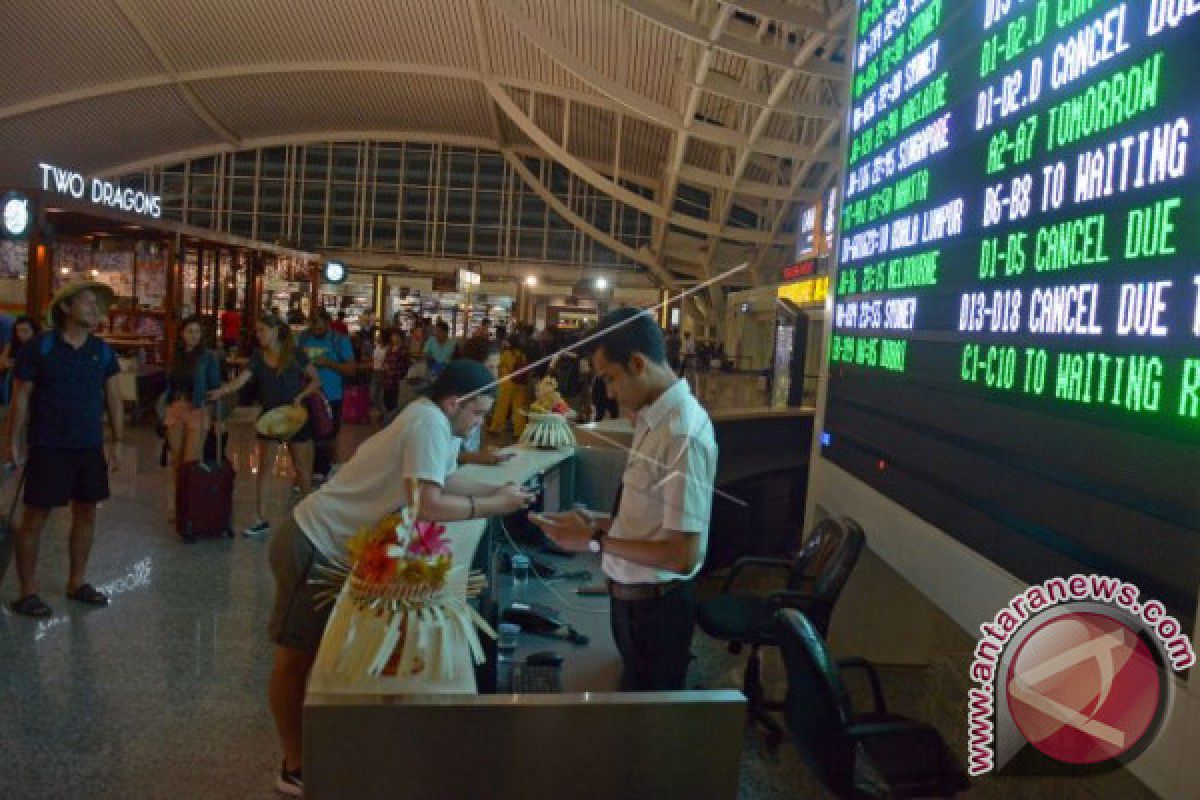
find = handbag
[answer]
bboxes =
[304,391,336,439]
[0,468,26,585]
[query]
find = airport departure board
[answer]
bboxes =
[823,0,1200,616]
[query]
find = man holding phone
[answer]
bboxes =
[530,308,717,691]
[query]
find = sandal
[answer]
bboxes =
[66,583,109,607]
[10,593,53,618]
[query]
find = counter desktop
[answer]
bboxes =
[304,444,746,800]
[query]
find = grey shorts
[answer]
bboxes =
[268,515,335,653]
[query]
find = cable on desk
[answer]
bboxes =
[497,518,609,616]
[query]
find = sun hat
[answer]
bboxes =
[47,280,116,327]
[255,404,309,439]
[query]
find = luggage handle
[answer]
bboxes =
[208,399,225,465]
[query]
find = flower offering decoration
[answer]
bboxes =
[315,479,494,683]
[520,376,577,449]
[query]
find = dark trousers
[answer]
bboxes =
[313,399,343,476]
[609,580,696,691]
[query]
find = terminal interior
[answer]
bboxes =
[1,1,1198,798]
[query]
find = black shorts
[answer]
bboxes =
[24,447,110,508]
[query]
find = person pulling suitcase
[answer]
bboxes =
[175,401,236,543]
[163,316,222,526]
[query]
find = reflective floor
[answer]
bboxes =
[0,400,821,800]
[0,393,1153,798]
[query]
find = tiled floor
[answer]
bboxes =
[0,407,825,800]
[0,392,1155,799]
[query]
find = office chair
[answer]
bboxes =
[775,609,969,798]
[696,516,865,745]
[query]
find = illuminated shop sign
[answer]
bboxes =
[2,191,32,238]
[777,275,829,306]
[323,261,348,284]
[780,259,818,283]
[37,162,162,218]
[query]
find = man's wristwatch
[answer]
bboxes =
[588,528,606,554]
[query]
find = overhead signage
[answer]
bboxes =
[780,258,819,283]
[824,0,1200,620]
[37,162,162,219]
[1,191,32,239]
[777,275,829,306]
[457,268,481,292]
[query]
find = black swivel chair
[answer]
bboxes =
[775,609,969,798]
[696,516,866,745]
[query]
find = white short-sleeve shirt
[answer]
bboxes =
[295,397,462,562]
[602,379,718,584]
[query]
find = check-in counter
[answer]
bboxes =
[304,444,746,800]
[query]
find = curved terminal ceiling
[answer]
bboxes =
[0,0,851,291]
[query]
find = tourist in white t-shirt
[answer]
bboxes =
[264,360,535,796]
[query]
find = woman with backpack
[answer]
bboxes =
[210,313,321,538]
[163,316,221,523]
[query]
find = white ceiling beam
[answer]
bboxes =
[617,0,845,82]
[490,0,685,127]
[701,2,853,280]
[488,82,779,244]
[110,0,239,145]
[501,150,682,290]
[467,0,506,146]
[0,63,611,125]
[676,163,818,201]
[697,71,840,119]
[751,117,843,278]
[690,119,840,161]
[721,0,836,32]
[652,3,735,268]
[94,131,658,191]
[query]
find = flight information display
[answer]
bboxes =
[824,0,1200,617]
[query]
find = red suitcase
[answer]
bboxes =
[176,420,235,543]
[342,384,370,424]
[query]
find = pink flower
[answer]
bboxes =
[408,520,450,557]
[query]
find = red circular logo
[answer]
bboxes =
[1005,612,1162,765]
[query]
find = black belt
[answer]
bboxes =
[607,578,687,601]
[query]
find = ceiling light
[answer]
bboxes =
[594,277,609,290]
[524,275,538,287]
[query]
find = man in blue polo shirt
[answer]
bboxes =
[297,309,355,480]
[7,282,124,618]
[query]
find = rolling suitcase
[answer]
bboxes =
[176,411,235,543]
[342,384,370,424]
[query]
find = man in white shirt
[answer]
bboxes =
[266,360,534,796]
[533,308,717,690]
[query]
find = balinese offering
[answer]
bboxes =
[315,481,493,684]
[521,376,576,449]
